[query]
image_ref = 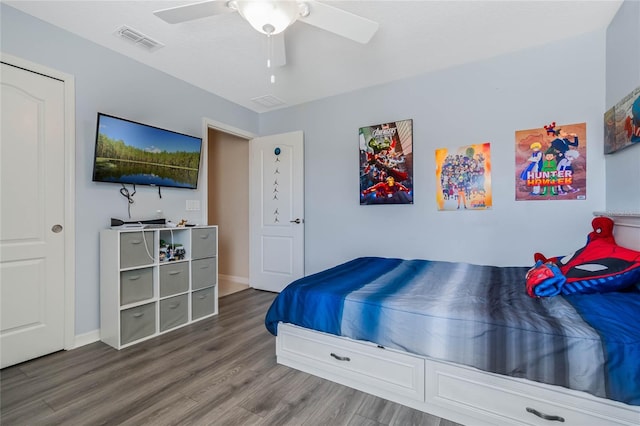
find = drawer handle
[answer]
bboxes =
[168,271,182,275]
[198,294,208,300]
[128,275,140,281]
[169,302,180,309]
[132,312,144,318]
[330,353,350,362]
[130,240,142,245]
[526,407,565,422]
[199,265,210,270]
[199,234,209,239]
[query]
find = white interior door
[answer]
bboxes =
[249,131,304,292]
[0,62,67,368]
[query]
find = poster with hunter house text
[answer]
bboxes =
[515,122,587,201]
[359,119,413,205]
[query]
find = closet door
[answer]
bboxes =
[0,62,67,368]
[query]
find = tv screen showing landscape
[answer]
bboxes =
[92,113,202,189]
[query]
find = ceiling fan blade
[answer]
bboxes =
[299,0,379,44]
[153,0,232,24]
[272,33,286,67]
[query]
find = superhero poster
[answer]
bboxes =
[359,119,413,205]
[604,85,640,154]
[515,122,587,201]
[435,143,492,211]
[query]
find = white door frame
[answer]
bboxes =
[201,118,305,291]
[200,118,257,225]
[1,52,76,350]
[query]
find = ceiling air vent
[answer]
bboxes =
[114,25,164,52]
[251,94,286,108]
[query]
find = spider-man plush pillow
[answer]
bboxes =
[526,217,640,297]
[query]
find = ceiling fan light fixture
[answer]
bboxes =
[235,0,300,35]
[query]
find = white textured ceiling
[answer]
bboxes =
[6,1,623,113]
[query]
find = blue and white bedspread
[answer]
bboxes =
[265,257,640,406]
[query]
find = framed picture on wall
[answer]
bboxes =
[435,143,492,211]
[515,122,587,201]
[359,119,413,205]
[605,85,640,154]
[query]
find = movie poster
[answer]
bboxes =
[515,122,587,201]
[605,85,640,154]
[359,119,413,205]
[435,143,492,211]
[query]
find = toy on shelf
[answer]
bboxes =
[159,239,186,262]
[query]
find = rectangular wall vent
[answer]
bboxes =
[114,25,164,52]
[251,94,286,108]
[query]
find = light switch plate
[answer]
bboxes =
[186,200,200,211]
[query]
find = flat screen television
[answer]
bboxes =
[92,113,202,189]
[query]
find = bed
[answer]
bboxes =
[265,213,640,426]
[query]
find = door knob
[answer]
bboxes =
[51,224,63,233]
[289,218,303,224]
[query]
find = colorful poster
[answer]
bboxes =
[604,106,616,154]
[605,85,640,154]
[515,122,587,201]
[359,119,413,205]
[435,143,492,211]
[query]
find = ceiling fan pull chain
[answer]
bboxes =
[267,33,272,69]
[267,33,276,84]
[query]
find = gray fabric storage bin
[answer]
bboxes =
[191,258,217,290]
[191,287,215,320]
[120,231,155,269]
[120,302,156,345]
[191,228,217,259]
[120,267,154,305]
[159,294,188,332]
[159,262,189,297]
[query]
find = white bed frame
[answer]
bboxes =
[276,213,640,426]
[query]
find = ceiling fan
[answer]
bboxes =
[153,0,379,68]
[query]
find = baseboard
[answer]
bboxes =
[73,329,100,349]
[219,274,249,285]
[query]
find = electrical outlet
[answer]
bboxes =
[186,200,201,211]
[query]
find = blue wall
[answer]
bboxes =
[1,4,259,335]
[260,31,609,275]
[605,0,640,212]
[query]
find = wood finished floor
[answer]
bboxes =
[1,289,461,426]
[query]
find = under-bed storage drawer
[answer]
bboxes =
[277,323,424,402]
[425,359,639,426]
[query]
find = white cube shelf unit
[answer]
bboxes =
[100,226,218,349]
